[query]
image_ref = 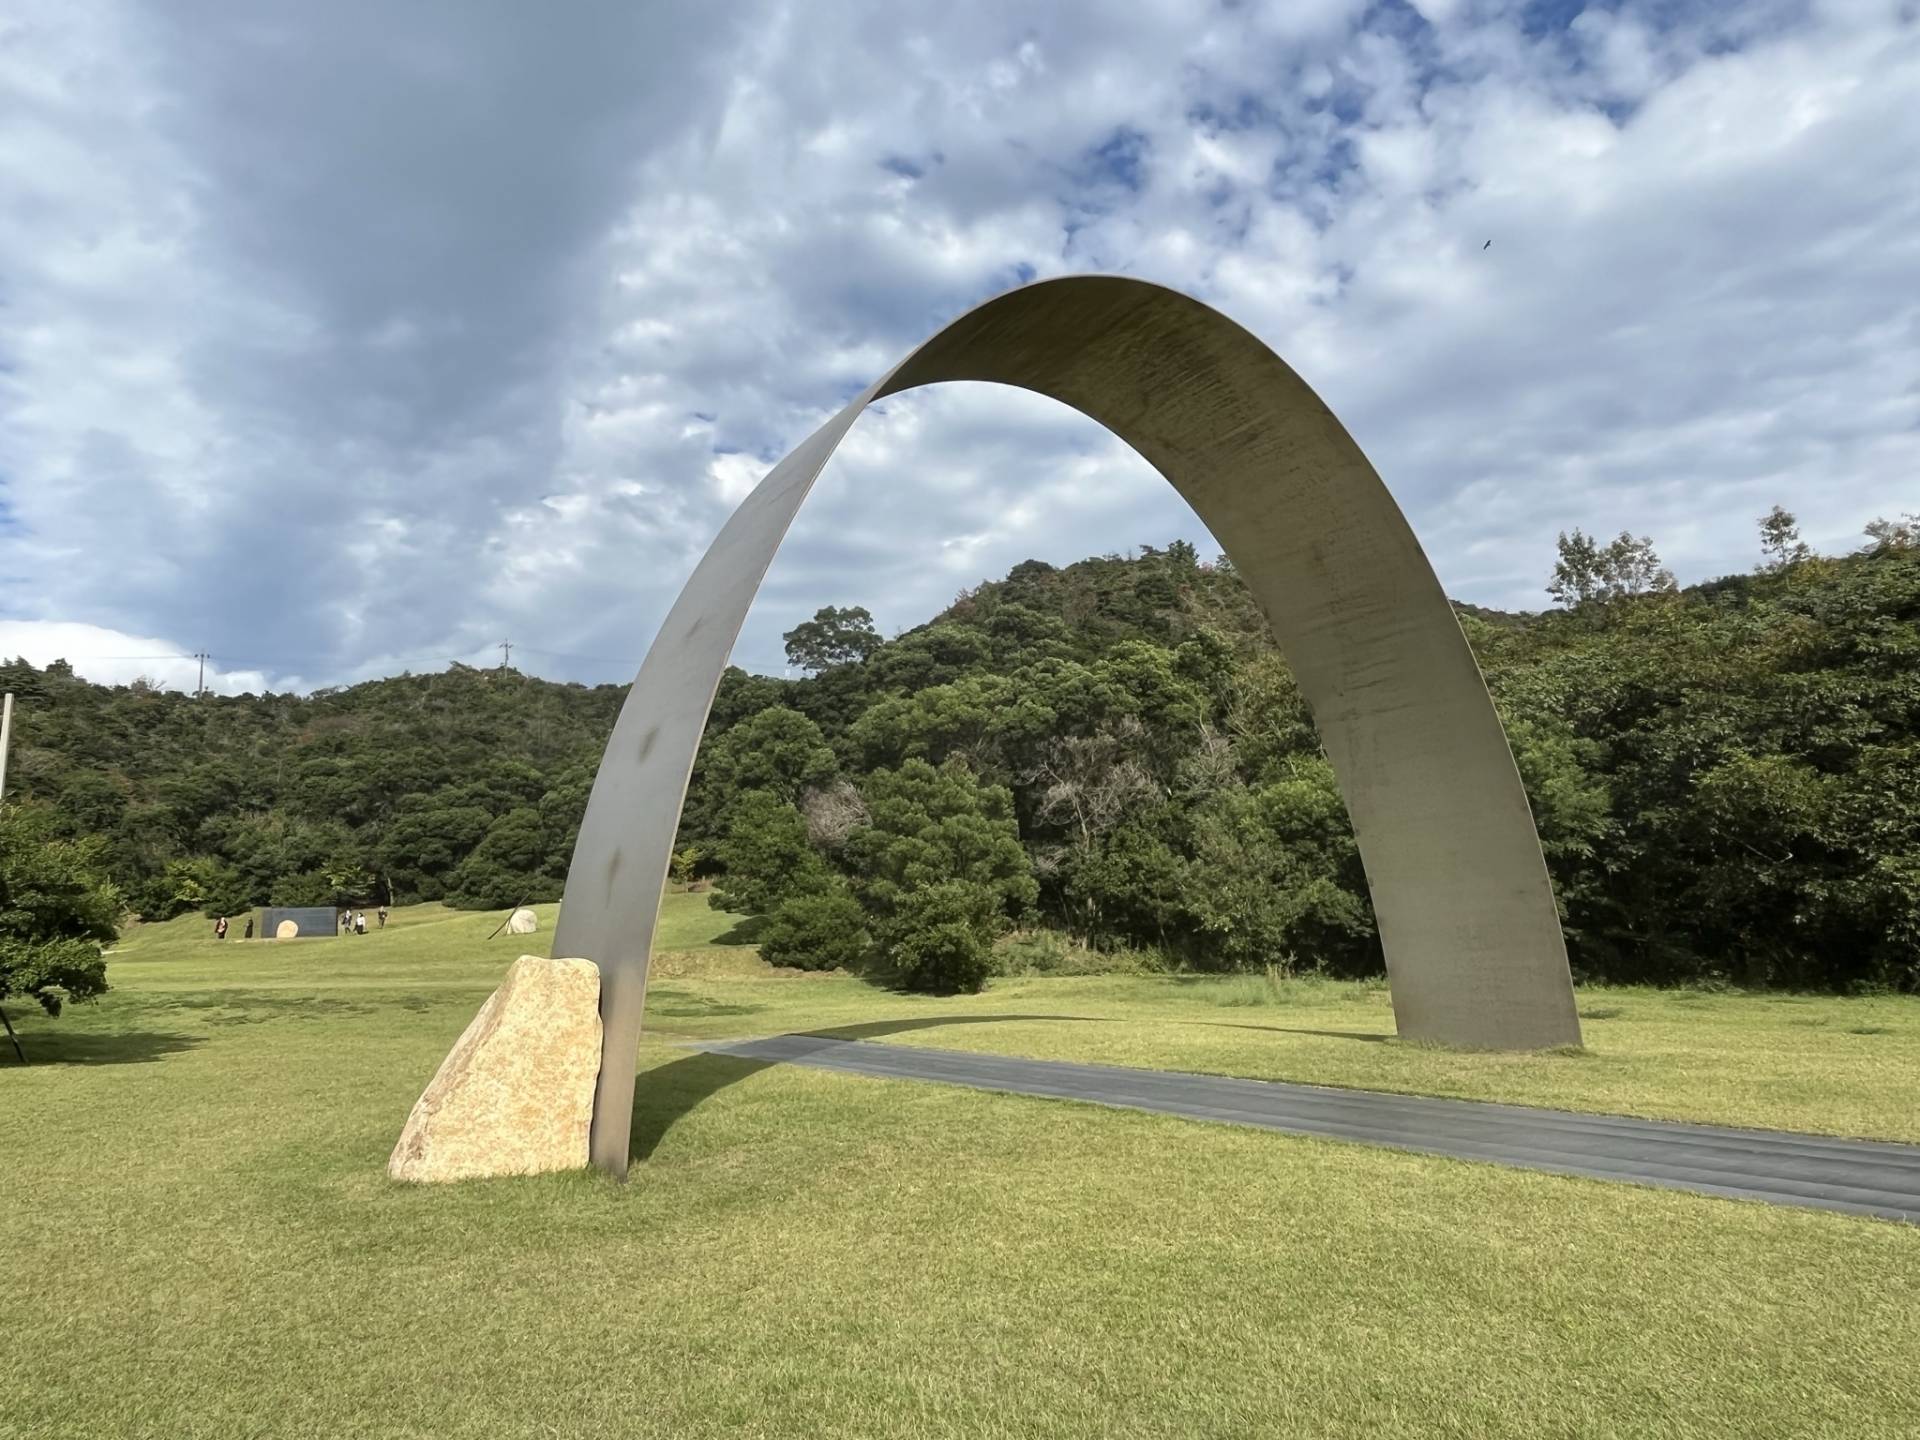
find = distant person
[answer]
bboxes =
[243,917,254,941]
[377,905,389,929]
[355,910,367,935]
[214,915,229,941]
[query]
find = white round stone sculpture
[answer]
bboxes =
[274,919,298,940]
[507,907,539,936]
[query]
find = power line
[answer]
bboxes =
[2,639,641,689]
[513,645,634,667]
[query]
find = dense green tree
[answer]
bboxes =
[448,807,558,909]
[1178,764,1375,973]
[884,882,996,993]
[4,533,1916,996]
[842,760,1037,991]
[708,792,829,919]
[760,884,870,972]
[705,707,836,806]
[0,805,119,1017]
[783,605,882,674]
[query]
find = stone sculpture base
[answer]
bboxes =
[387,955,602,1183]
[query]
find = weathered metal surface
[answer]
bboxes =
[549,275,1581,1177]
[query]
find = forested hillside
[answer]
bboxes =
[5,523,1917,992]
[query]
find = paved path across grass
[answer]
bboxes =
[693,1033,1920,1223]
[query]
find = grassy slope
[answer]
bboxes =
[2,901,1917,1439]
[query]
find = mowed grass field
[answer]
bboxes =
[3,898,1917,1439]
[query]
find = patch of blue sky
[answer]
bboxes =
[1186,93,1281,135]
[1079,127,1150,195]
[1518,0,1598,40]
[1303,134,1360,196]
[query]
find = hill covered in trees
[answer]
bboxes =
[4,519,1917,993]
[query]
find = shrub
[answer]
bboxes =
[893,918,992,994]
[760,887,869,972]
[995,929,1161,976]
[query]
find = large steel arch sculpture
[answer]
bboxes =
[552,275,1581,1177]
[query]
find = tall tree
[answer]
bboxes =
[1758,506,1811,571]
[782,605,882,674]
[1548,528,1676,607]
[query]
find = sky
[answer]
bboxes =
[1,0,1915,695]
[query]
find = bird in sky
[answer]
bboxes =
[1483,239,1492,250]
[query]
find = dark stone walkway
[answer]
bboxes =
[693,1033,1920,1223]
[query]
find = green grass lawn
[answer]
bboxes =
[641,960,1920,1145]
[3,899,1917,1438]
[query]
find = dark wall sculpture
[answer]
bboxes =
[551,276,1582,1177]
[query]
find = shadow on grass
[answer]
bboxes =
[709,916,767,946]
[629,1013,1102,1162]
[152,992,381,1025]
[2,1027,203,1067]
[647,993,767,1019]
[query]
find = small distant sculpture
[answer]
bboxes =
[262,905,337,939]
[507,907,539,936]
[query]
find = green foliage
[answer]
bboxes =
[1547,528,1677,608]
[684,706,838,840]
[782,605,881,674]
[669,844,704,887]
[1188,765,1375,969]
[1758,506,1811,571]
[6,530,1918,995]
[0,805,119,1015]
[447,807,558,909]
[759,884,869,972]
[709,792,829,919]
[883,881,997,993]
[1487,542,1920,988]
[836,761,1037,993]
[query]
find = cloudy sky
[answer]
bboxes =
[1,0,1915,694]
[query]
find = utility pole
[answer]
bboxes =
[1,692,22,1062]
[194,651,209,699]
[498,640,512,672]
[1,695,22,1067]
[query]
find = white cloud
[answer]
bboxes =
[0,621,297,695]
[1,0,1915,688]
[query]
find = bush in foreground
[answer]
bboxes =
[0,805,120,1015]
